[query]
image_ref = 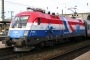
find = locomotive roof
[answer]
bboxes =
[15,11,84,23]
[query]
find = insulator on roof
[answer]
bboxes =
[43,10,45,13]
[27,7,31,10]
[52,13,55,15]
[48,11,50,14]
[26,7,33,11]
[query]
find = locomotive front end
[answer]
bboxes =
[2,13,34,51]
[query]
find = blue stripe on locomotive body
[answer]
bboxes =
[8,29,85,38]
[28,30,61,36]
[8,30,62,38]
[8,30,25,38]
[71,30,85,34]
[29,30,85,36]
[60,16,69,33]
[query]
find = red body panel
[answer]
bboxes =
[15,11,85,26]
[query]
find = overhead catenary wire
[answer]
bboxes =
[0,0,89,14]
[0,0,84,10]
[49,0,90,13]
[0,0,30,6]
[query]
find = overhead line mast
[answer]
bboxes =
[1,0,5,20]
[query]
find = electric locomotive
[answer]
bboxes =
[2,7,89,51]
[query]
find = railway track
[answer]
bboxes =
[14,39,90,60]
[0,42,73,60]
[0,39,90,60]
[0,46,54,60]
[46,43,90,60]
[0,47,27,60]
[0,47,14,60]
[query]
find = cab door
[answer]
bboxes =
[87,24,90,36]
[30,18,41,36]
[85,20,90,36]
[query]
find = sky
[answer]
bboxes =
[0,0,90,19]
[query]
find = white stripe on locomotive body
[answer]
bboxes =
[9,23,85,31]
[27,23,33,27]
[31,23,65,30]
[30,23,85,30]
[9,23,65,30]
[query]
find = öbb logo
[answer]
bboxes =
[13,31,18,34]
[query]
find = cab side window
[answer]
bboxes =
[37,18,40,25]
[34,18,40,25]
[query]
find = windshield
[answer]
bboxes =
[11,16,29,28]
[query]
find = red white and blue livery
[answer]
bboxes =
[2,7,90,51]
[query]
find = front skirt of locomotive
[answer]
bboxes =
[2,37,26,46]
[14,46,34,51]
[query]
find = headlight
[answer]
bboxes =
[24,31,28,36]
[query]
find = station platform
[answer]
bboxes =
[0,35,6,41]
[73,51,90,60]
[0,41,6,48]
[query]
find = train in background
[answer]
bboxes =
[2,7,90,51]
